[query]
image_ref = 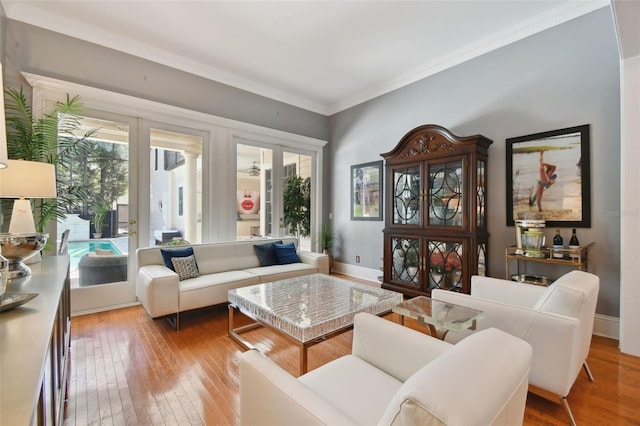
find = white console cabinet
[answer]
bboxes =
[0,256,71,425]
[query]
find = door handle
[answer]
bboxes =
[129,219,137,225]
[128,231,137,236]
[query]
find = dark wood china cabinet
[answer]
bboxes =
[381,125,492,297]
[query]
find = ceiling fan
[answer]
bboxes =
[240,161,261,176]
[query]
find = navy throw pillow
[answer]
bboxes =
[160,247,195,272]
[273,242,301,265]
[254,240,282,267]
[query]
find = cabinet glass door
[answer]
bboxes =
[392,165,421,226]
[477,159,487,228]
[427,240,464,292]
[390,236,420,288]
[428,160,463,227]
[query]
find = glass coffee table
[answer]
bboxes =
[228,273,403,375]
[393,295,484,340]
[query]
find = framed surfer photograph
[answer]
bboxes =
[351,160,383,221]
[506,124,591,228]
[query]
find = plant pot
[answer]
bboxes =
[323,249,334,273]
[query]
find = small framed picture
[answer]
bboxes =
[506,124,591,227]
[351,160,383,221]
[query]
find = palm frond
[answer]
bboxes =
[4,86,101,232]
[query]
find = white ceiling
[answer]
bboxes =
[2,0,609,115]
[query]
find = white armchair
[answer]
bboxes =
[239,312,532,426]
[432,270,599,426]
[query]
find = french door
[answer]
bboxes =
[62,111,140,314]
[66,117,207,314]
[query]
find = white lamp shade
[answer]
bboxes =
[0,159,57,198]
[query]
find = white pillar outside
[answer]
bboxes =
[183,152,198,243]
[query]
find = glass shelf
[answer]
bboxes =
[505,242,594,279]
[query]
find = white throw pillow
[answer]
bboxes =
[95,248,115,256]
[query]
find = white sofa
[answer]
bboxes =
[136,237,329,329]
[240,312,532,426]
[432,270,599,426]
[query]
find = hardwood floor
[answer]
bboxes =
[63,304,640,426]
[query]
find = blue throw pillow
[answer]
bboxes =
[254,240,282,267]
[273,242,301,265]
[160,247,194,272]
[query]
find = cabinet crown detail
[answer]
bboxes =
[382,124,492,164]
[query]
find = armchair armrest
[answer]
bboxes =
[239,349,357,426]
[471,275,548,308]
[351,313,451,382]
[297,251,329,275]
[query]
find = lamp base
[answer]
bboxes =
[6,259,32,279]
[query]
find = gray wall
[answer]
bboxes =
[3,20,328,141]
[328,8,621,317]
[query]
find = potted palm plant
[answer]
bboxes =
[92,201,110,239]
[321,224,335,272]
[3,86,96,235]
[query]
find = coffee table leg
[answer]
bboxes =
[228,304,261,350]
[300,344,308,375]
[228,303,234,335]
[418,318,449,340]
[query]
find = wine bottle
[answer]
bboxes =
[552,229,564,259]
[569,228,580,260]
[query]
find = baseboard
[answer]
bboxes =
[333,261,381,285]
[593,313,619,340]
[333,261,621,341]
[71,301,140,317]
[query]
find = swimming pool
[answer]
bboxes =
[67,240,124,270]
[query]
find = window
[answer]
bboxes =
[178,186,184,216]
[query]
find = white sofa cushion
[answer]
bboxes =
[244,263,316,282]
[299,355,403,425]
[179,270,260,311]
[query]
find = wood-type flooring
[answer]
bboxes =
[63,291,639,425]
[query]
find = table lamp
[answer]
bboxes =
[0,159,57,278]
[0,62,8,169]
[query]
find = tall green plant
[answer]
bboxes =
[92,200,110,235]
[283,175,311,238]
[4,87,97,232]
[321,224,335,251]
